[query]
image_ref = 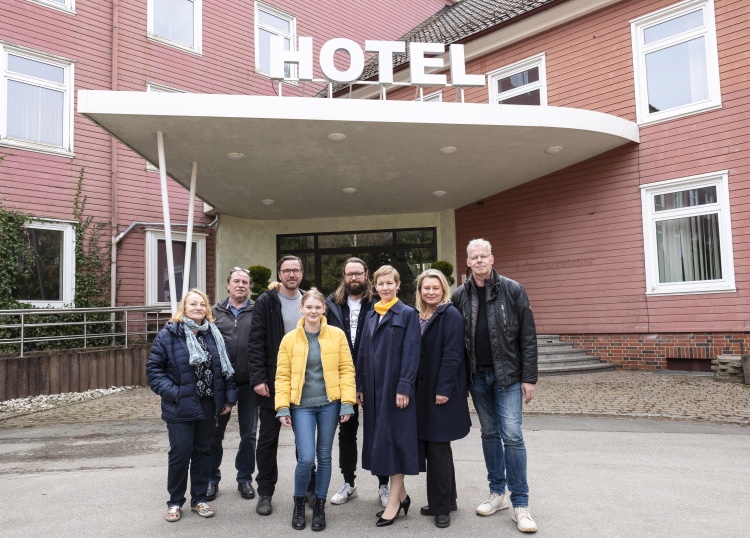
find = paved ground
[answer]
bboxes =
[1,371,749,537]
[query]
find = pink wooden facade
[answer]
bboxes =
[446,0,750,367]
[0,0,445,305]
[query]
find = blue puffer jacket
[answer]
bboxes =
[147,322,238,423]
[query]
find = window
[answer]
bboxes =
[0,45,74,155]
[27,0,75,14]
[148,0,202,53]
[631,0,721,125]
[14,220,75,307]
[277,228,437,305]
[640,171,735,295]
[255,2,296,78]
[145,229,206,305]
[146,82,186,171]
[488,53,546,105]
[419,91,442,103]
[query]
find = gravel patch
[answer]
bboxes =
[0,386,137,418]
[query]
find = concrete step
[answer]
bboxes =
[536,335,613,375]
[539,362,615,375]
[539,355,604,366]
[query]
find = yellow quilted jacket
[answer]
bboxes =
[275,316,356,411]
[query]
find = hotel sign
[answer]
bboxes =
[269,36,485,87]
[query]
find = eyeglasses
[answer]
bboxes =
[344,271,366,279]
[231,267,251,275]
[280,269,302,276]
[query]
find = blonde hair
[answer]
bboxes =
[415,269,451,315]
[302,288,326,311]
[372,265,400,285]
[171,289,215,323]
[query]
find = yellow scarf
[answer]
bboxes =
[374,297,399,316]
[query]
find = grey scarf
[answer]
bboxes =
[182,318,234,377]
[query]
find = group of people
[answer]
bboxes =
[147,238,539,533]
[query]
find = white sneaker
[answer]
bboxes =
[476,492,510,516]
[512,506,538,533]
[330,482,357,505]
[378,484,390,508]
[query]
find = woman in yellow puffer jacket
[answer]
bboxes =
[275,288,356,531]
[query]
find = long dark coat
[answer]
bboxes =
[357,300,421,476]
[416,303,471,442]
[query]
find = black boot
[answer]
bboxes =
[292,496,306,530]
[312,497,326,531]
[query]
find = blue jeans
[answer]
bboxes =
[469,373,529,507]
[210,383,259,484]
[291,402,340,499]
[166,398,216,507]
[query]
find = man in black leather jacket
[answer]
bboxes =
[451,239,538,533]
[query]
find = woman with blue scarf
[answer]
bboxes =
[147,289,238,523]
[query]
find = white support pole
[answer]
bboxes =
[182,161,197,298]
[157,130,178,314]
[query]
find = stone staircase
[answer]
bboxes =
[537,335,615,375]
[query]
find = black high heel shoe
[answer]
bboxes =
[376,513,398,527]
[376,495,411,518]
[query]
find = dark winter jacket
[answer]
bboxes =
[451,269,538,386]
[325,293,375,362]
[416,303,471,443]
[212,297,255,385]
[147,322,238,423]
[248,288,304,409]
[357,300,421,476]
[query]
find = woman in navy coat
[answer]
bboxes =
[414,269,471,528]
[356,265,421,527]
[147,289,237,523]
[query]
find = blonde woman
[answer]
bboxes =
[275,288,356,531]
[147,289,237,522]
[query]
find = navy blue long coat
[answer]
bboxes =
[357,300,421,476]
[416,303,471,443]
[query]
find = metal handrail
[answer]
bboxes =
[0,305,172,357]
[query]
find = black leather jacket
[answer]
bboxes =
[451,270,538,386]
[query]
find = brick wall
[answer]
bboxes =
[561,333,750,370]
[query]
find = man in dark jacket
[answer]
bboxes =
[325,258,390,508]
[207,267,257,501]
[451,239,538,534]
[247,255,305,516]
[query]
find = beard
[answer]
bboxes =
[345,280,365,296]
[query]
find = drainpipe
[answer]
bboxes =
[114,216,218,245]
[110,0,120,308]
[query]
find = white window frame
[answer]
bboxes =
[145,228,207,305]
[0,43,74,156]
[19,220,76,308]
[630,0,721,126]
[419,90,442,102]
[146,82,186,171]
[27,0,75,14]
[147,0,203,54]
[488,53,547,105]
[640,170,735,296]
[255,2,297,79]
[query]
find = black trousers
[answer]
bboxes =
[420,440,457,516]
[338,404,388,487]
[256,405,316,497]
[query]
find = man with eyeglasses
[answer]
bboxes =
[324,258,390,508]
[208,267,258,502]
[451,239,539,533]
[248,255,307,516]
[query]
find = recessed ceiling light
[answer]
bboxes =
[432,190,447,197]
[227,152,245,160]
[342,187,357,194]
[545,146,563,154]
[439,146,457,155]
[328,133,346,142]
[261,199,275,205]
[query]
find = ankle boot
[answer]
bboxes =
[312,497,326,531]
[292,496,306,530]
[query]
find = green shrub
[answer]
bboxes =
[249,265,272,300]
[431,260,455,286]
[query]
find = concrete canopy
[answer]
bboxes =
[78,91,639,220]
